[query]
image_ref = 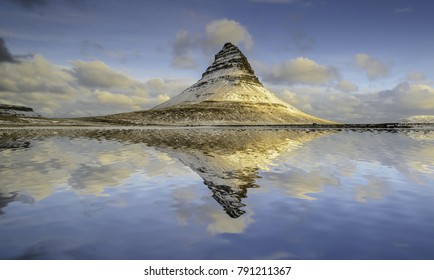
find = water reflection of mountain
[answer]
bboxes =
[136,129,330,218]
[80,129,331,218]
[0,128,330,217]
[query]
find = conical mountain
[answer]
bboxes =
[103,43,333,125]
[153,42,284,109]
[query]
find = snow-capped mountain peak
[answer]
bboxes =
[154,42,302,112]
[200,42,260,84]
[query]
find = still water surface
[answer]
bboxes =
[0,127,433,259]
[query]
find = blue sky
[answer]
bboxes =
[0,0,433,122]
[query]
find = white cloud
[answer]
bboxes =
[354,53,390,80]
[95,90,148,110]
[0,54,83,115]
[0,54,74,93]
[72,60,139,89]
[259,57,339,86]
[268,73,434,123]
[378,82,434,111]
[145,78,193,100]
[275,86,364,123]
[205,19,253,51]
[0,54,191,117]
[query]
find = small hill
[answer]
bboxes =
[0,104,41,117]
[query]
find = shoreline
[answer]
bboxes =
[1,115,433,130]
[1,123,433,130]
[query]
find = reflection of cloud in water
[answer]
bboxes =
[1,128,433,222]
[402,131,434,174]
[170,185,254,235]
[207,206,254,235]
[355,176,390,203]
[261,169,340,200]
[1,139,74,200]
[0,131,193,201]
[263,129,434,202]
[68,164,133,194]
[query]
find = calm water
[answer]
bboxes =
[0,127,433,260]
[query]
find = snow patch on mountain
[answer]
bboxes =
[154,78,300,111]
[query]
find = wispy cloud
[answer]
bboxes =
[258,57,339,86]
[378,82,434,111]
[80,40,139,64]
[205,19,253,51]
[71,60,140,89]
[354,53,390,80]
[394,7,413,13]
